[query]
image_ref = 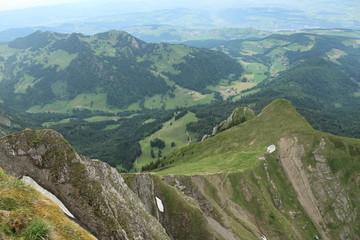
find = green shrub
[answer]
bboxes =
[0,224,13,236]
[23,219,51,240]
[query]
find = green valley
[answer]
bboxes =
[1,29,360,173]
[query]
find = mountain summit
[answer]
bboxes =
[0,30,242,112]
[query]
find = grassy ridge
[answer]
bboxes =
[141,99,359,239]
[152,99,313,175]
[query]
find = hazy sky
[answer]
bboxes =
[0,0,85,11]
[0,0,348,11]
[0,0,358,36]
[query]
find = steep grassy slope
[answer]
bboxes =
[135,111,198,171]
[149,99,315,175]
[140,99,359,239]
[0,30,242,112]
[0,168,97,240]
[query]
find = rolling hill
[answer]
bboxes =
[0,30,243,113]
[184,32,360,139]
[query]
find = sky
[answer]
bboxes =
[0,0,315,12]
[0,0,85,11]
[0,0,358,32]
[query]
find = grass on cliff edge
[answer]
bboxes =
[0,168,96,240]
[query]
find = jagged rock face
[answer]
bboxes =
[0,111,11,137]
[0,129,170,240]
[127,143,359,240]
[127,173,273,240]
[277,136,359,240]
[0,113,11,128]
[124,174,217,240]
[203,107,255,141]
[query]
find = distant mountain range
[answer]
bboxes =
[0,30,242,113]
[0,2,359,42]
[1,29,360,170]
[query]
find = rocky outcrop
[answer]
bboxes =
[0,111,11,128]
[125,173,217,240]
[277,136,358,240]
[127,172,293,240]
[0,129,170,240]
[202,107,255,141]
[0,110,12,137]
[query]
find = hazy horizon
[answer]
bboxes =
[1,0,358,12]
[0,0,359,36]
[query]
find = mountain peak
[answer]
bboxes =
[148,99,315,176]
[256,99,313,133]
[94,29,146,48]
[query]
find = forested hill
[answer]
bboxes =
[185,33,360,139]
[0,30,243,112]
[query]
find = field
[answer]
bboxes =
[207,80,257,100]
[27,93,125,114]
[143,87,214,110]
[240,61,268,82]
[84,115,121,123]
[326,49,347,63]
[14,74,38,94]
[134,112,198,171]
[42,118,76,127]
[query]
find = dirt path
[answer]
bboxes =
[186,131,192,145]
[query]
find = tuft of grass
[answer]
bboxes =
[23,219,51,240]
[0,168,97,240]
